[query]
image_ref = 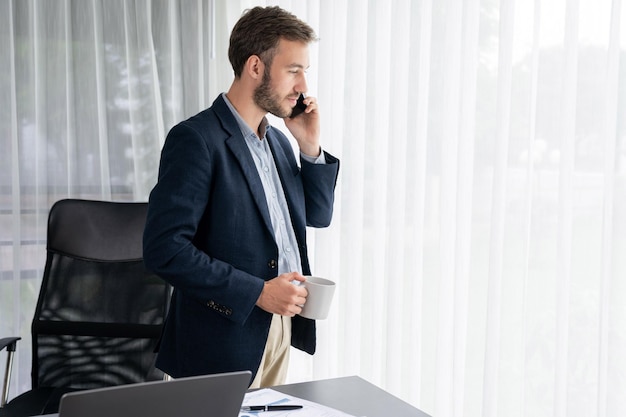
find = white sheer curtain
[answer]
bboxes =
[1,1,625,416]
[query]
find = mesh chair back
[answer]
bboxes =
[30,199,169,390]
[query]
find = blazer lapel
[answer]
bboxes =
[213,97,274,236]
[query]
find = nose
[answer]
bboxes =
[296,73,308,94]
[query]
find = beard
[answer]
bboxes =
[253,70,293,119]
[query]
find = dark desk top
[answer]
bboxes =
[41,375,430,417]
[272,375,430,417]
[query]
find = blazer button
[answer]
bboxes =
[268,259,277,269]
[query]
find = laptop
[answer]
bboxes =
[57,370,251,417]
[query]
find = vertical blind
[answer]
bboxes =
[1,1,625,416]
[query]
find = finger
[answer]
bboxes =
[290,273,306,283]
[305,101,317,113]
[281,303,300,317]
[298,287,308,298]
[279,272,298,283]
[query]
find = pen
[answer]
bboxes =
[241,405,303,412]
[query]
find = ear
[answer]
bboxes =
[244,55,264,81]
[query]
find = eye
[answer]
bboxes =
[288,67,307,75]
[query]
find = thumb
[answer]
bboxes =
[287,272,306,284]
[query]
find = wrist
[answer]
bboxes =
[300,145,321,158]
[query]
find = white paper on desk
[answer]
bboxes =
[239,388,358,417]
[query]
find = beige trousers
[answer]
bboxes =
[249,314,291,388]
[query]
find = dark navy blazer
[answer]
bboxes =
[143,95,339,383]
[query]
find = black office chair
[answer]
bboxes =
[0,199,170,416]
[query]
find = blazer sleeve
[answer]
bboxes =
[300,151,340,228]
[143,122,265,326]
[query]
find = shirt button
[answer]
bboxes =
[263,166,269,172]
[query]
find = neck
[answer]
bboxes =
[226,82,266,138]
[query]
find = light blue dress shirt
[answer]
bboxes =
[223,93,325,275]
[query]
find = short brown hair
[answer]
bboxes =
[228,6,317,78]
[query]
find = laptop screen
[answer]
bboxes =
[58,371,251,417]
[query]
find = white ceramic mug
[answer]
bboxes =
[299,276,336,320]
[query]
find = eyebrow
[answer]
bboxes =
[287,63,310,70]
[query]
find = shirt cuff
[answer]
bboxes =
[300,149,326,164]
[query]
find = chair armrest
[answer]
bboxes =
[0,338,20,352]
[1,337,21,407]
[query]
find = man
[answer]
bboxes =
[143,6,339,388]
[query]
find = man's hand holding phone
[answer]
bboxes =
[284,93,321,158]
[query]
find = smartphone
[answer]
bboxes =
[289,93,307,118]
